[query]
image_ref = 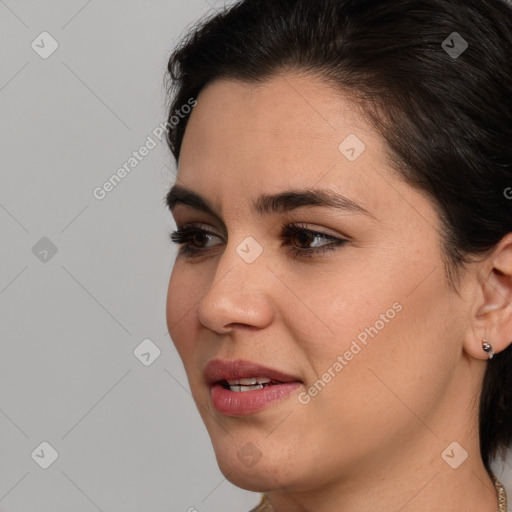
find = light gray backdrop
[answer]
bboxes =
[0,0,257,510]
[1,1,510,511]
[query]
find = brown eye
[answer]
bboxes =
[169,222,348,259]
[281,224,349,258]
[169,224,222,257]
[290,229,317,249]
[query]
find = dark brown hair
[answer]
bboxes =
[164,0,512,474]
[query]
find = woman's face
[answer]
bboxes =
[166,72,479,493]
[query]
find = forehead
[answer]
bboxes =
[181,72,370,161]
[174,72,433,230]
[180,74,374,174]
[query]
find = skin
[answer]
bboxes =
[165,71,512,511]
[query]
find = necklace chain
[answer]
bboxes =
[492,475,508,512]
[255,476,508,511]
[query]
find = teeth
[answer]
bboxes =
[225,377,274,392]
[229,384,264,392]
[226,377,272,385]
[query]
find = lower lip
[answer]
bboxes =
[210,382,302,416]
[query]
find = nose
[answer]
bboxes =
[195,239,274,334]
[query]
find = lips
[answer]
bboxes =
[204,358,303,415]
[204,358,301,386]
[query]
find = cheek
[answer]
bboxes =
[166,264,200,358]
[301,257,453,399]
[322,272,455,414]
[301,275,394,350]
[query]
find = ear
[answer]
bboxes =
[464,233,512,360]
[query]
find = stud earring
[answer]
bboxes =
[482,339,494,359]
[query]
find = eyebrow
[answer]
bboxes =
[165,184,373,220]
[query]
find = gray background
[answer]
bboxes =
[0,1,510,511]
[0,0,258,510]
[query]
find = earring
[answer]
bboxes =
[482,339,494,360]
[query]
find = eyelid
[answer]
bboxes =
[171,222,345,244]
[169,222,350,260]
[173,219,348,240]
[170,223,224,244]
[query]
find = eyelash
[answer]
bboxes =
[168,223,348,259]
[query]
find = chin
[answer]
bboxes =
[222,468,274,492]
[209,436,302,493]
[215,453,286,492]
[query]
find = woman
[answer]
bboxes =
[164,0,511,510]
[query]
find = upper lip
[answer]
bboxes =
[204,358,302,386]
